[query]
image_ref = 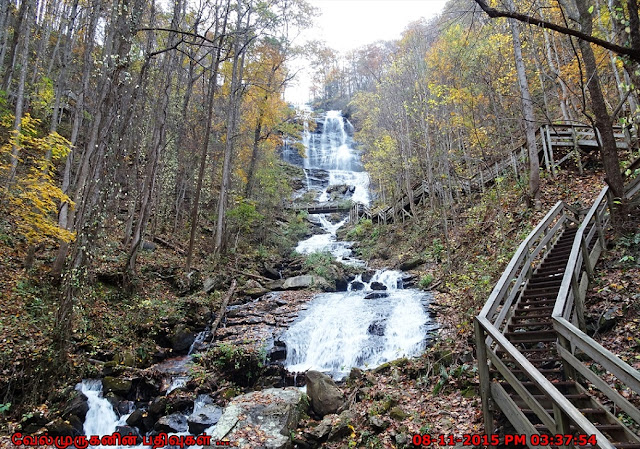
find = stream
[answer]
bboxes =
[282,110,436,379]
[77,109,436,445]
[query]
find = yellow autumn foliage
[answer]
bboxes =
[0,114,76,246]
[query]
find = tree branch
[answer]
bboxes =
[472,0,640,63]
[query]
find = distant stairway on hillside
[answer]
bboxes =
[351,123,635,225]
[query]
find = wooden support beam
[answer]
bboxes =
[474,319,495,436]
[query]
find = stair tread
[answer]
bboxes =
[516,304,555,309]
[505,330,556,336]
[511,313,554,320]
[520,298,556,304]
[508,321,553,328]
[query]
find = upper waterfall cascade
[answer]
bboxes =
[284,110,435,379]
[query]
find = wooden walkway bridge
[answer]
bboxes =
[350,123,633,224]
[285,202,352,215]
[475,172,640,448]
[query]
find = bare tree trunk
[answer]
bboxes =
[185,0,230,272]
[1,0,31,93]
[506,0,541,208]
[125,0,181,275]
[574,0,625,199]
[214,2,250,254]
[52,0,99,277]
[5,0,33,188]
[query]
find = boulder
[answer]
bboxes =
[126,410,145,430]
[116,400,135,415]
[305,370,345,417]
[305,415,333,441]
[401,274,417,288]
[361,271,375,283]
[202,277,216,294]
[141,241,157,251]
[347,367,364,382]
[282,275,331,291]
[155,413,188,433]
[598,306,621,333]
[364,292,388,300]
[349,281,365,291]
[243,279,271,298]
[187,403,223,434]
[102,377,132,396]
[67,415,83,434]
[328,410,355,441]
[369,282,387,291]
[63,392,89,421]
[262,263,281,280]
[335,276,350,292]
[268,341,287,362]
[369,415,389,431]
[115,425,141,443]
[148,397,168,418]
[208,388,306,449]
[20,411,48,434]
[398,257,424,271]
[168,324,195,352]
[389,406,409,421]
[45,418,76,437]
[367,321,386,336]
[266,279,284,291]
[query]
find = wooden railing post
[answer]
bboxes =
[580,234,594,282]
[595,202,606,250]
[556,333,578,381]
[546,125,557,177]
[474,318,495,436]
[541,124,552,173]
[552,404,571,449]
[571,272,587,332]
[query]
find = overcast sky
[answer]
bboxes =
[285,0,448,104]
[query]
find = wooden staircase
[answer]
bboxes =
[351,123,634,225]
[476,178,640,449]
[492,226,640,448]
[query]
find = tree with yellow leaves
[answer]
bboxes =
[0,113,75,267]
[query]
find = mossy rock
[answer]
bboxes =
[389,406,409,421]
[102,376,132,395]
[221,387,240,400]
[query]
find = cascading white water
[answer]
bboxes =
[285,110,435,379]
[81,380,120,438]
[295,110,369,262]
[283,270,435,380]
[80,379,137,448]
[303,110,369,203]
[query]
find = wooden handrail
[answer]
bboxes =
[479,201,564,321]
[477,167,640,447]
[552,186,609,318]
[476,317,615,449]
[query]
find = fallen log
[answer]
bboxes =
[152,235,186,255]
[210,280,237,342]
[229,267,273,283]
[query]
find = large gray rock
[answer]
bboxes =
[243,279,270,298]
[206,388,306,449]
[188,403,223,434]
[168,324,195,352]
[305,370,345,417]
[282,275,330,291]
[63,392,89,421]
[155,413,188,433]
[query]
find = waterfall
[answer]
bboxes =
[283,270,435,380]
[81,380,120,438]
[284,110,435,379]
